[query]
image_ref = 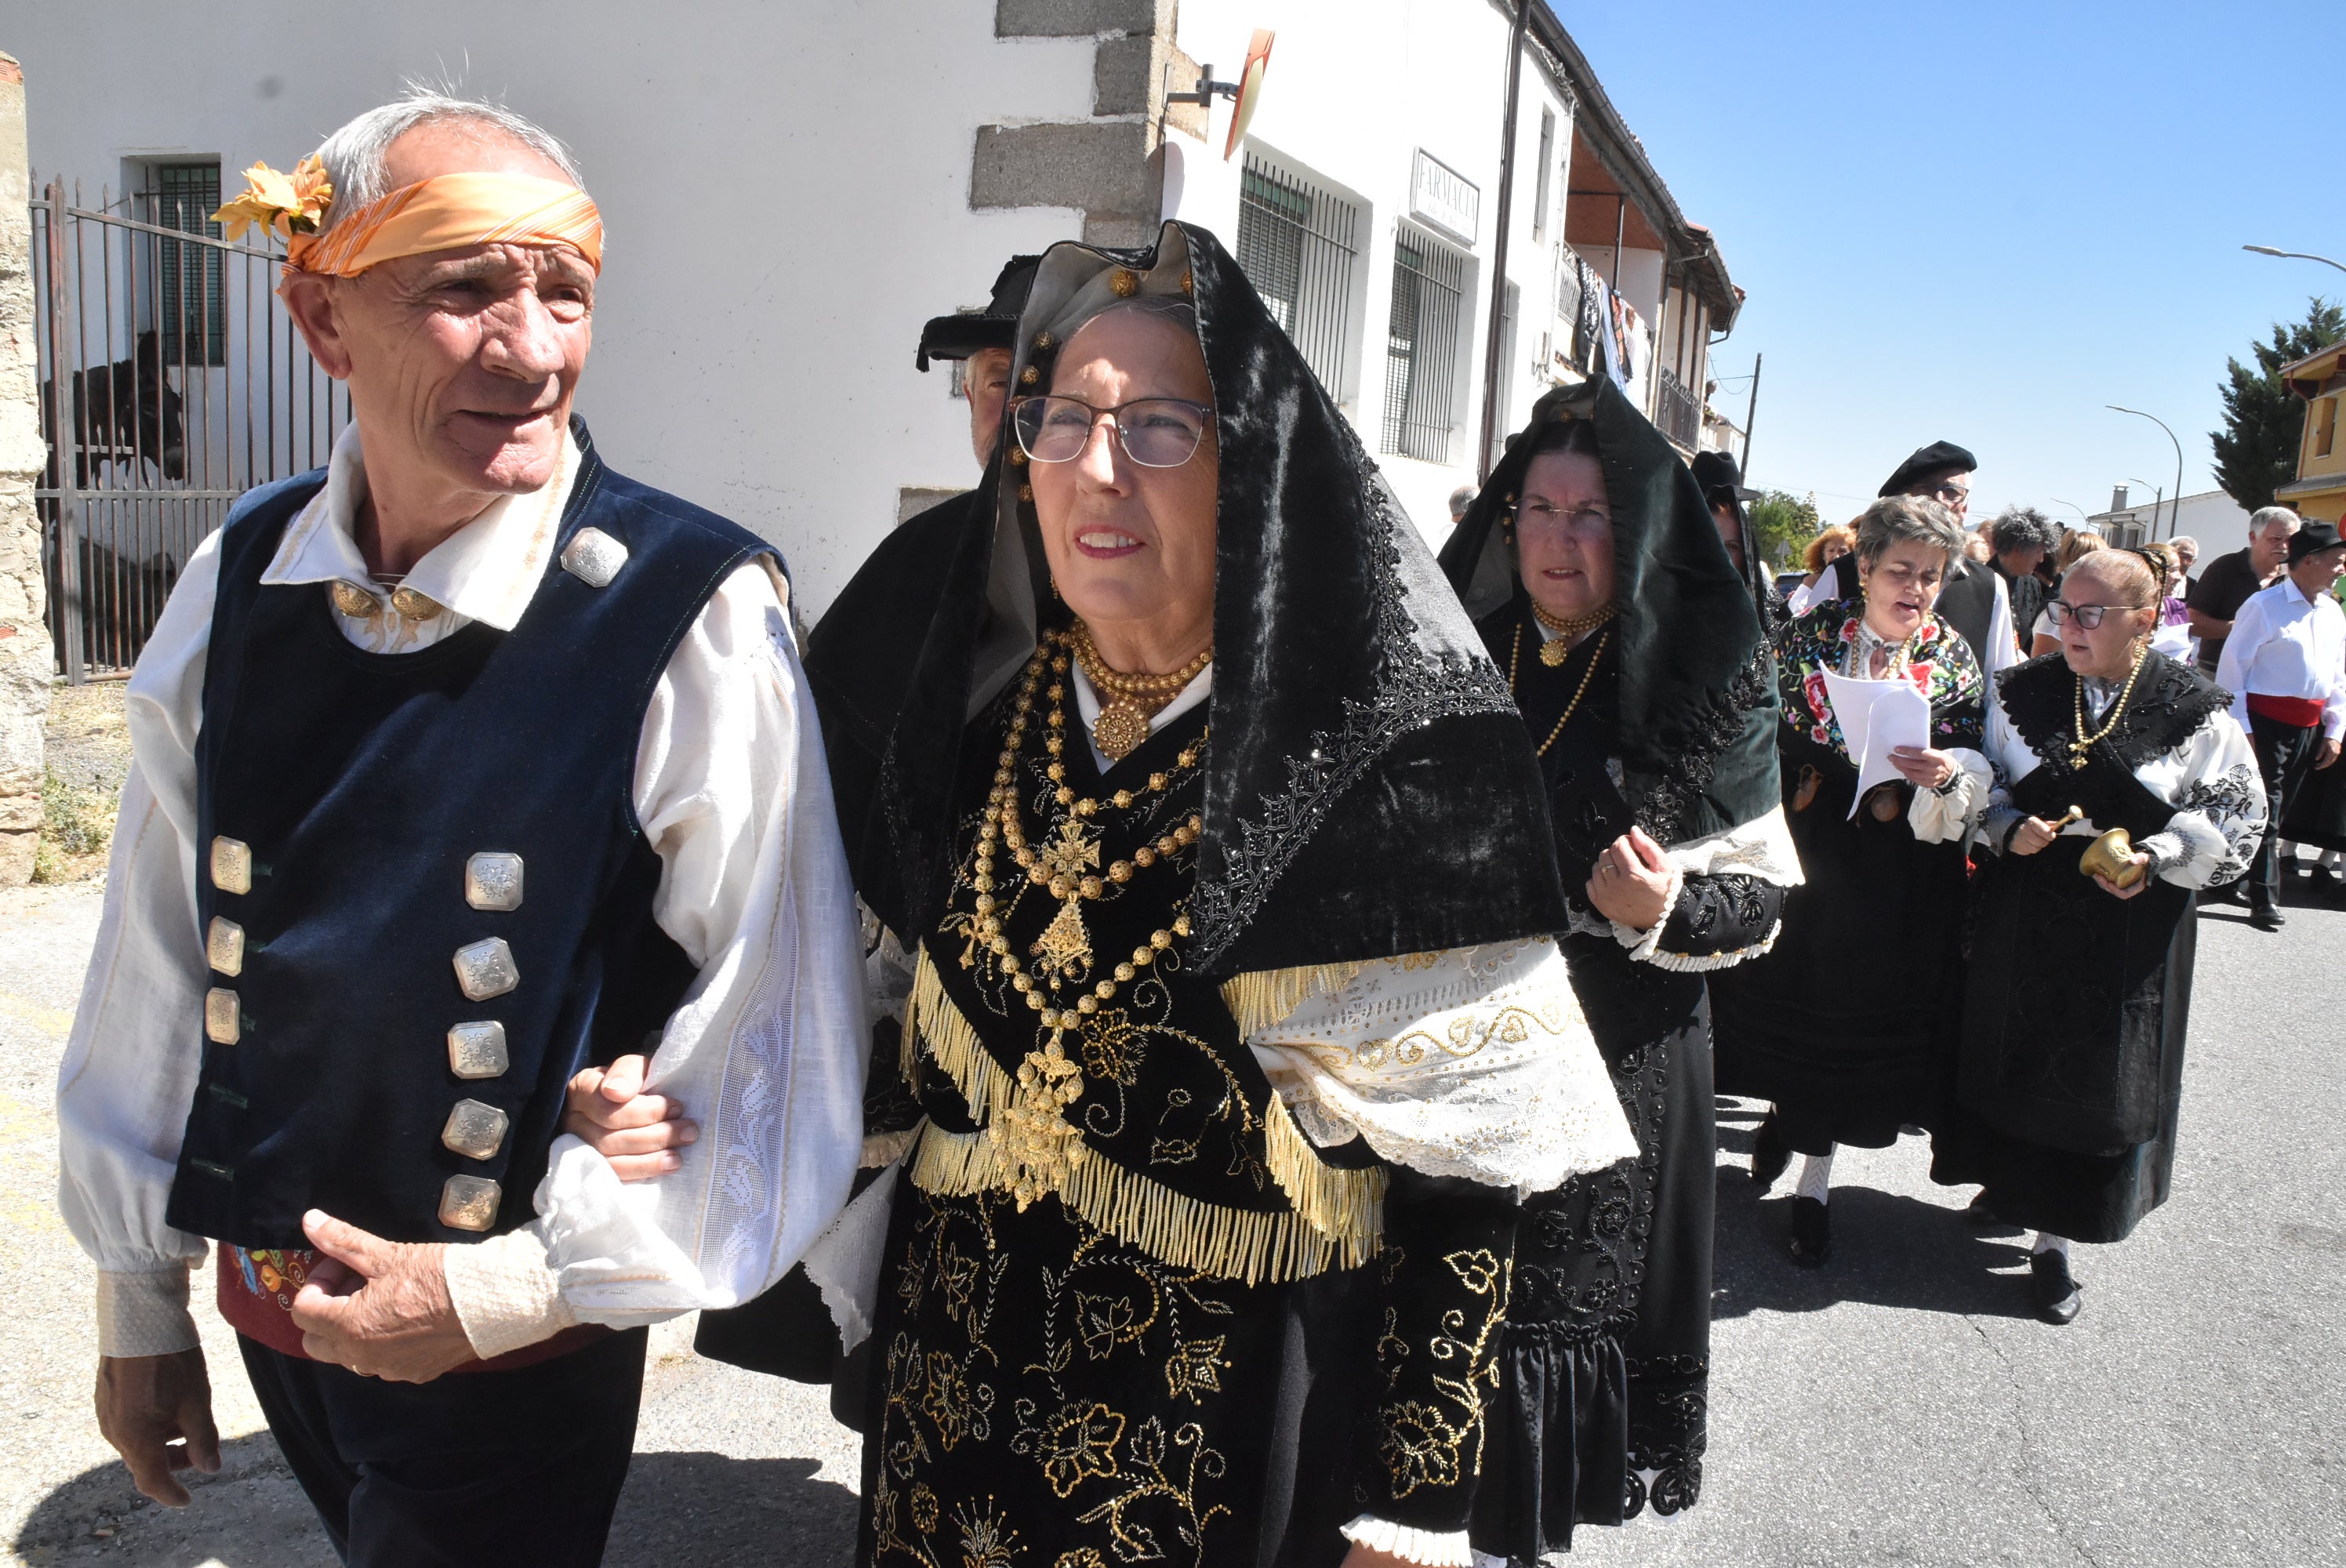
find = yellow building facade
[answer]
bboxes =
[2279,339,2346,523]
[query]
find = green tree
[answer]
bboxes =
[2211,297,2344,511]
[1746,489,1821,574]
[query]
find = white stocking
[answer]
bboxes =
[1796,1149,1835,1203]
[2031,1231,2071,1258]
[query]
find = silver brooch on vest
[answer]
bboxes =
[561,528,628,587]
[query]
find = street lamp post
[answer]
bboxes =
[2243,244,2346,276]
[2125,479,2163,543]
[2108,405,2184,545]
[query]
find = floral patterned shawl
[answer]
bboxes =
[1776,595,1986,762]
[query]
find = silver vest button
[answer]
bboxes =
[209,837,252,895]
[561,528,628,587]
[441,1099,511,1162]
[206,917,245,977]
[464,852,525,912]
[446,1021,510,1080]
[204,988,242,1045]
[438,1175,503,1232]
[452,938,520,1002]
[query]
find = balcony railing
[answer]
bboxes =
[1656,367,1700,451]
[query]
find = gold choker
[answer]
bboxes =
[1530,601,1617,666]
[1068,622,1213,760]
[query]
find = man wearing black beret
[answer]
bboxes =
[1826,440,2017,670]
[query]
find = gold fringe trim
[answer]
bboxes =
[1261,1091,1385,1254]
[904,946,1013,1124]
[1218,962,1364,1037]
[910,1121,1368,1286]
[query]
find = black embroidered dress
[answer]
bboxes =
[1709,598,1987,1153]
[1930,652,2264,1240]
[821,225,1633,1568]
[1440,381,1796,1563]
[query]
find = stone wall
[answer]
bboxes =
[0,55,46,885]
[976,0,1200,248]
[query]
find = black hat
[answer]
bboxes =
[915,254,1041,371]
[1879,440,1976,498]
[1688,449,1750,509]
[2287,521,2344,565]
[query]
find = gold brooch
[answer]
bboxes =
[1109,268,1141,298]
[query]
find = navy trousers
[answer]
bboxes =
[2248,714,2324,912]
[238,1328,647,1567]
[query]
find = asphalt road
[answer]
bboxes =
[3,876,2339,1567]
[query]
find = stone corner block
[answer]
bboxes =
[971,121,1160,223]
[997,0,1170,38]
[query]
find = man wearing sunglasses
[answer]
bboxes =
[1825,441,2020,672]
[2214,521,2346,930]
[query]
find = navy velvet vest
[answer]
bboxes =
[165,427,773,1249]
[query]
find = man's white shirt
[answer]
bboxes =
[2215,576,2346,740]
[56,423,867,1360]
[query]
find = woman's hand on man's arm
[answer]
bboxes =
[561,1054,697,1181]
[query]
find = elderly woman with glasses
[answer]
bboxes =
[572,226,1637,1567]
[1933,549,2263,1323]
[1710,495,1989,1268]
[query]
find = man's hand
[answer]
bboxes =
[562,1054,696,1183]
[1586,825,1672,932]
[2318,737,2341,771]
[95,1348,220,1507]
[2008,816,2061,855]
[288,1210,476,1383]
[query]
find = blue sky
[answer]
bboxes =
[1557,0,2343,530]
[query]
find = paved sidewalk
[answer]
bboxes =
[5,880,2340,1566]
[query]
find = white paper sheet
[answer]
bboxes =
[1819,670,1931,818]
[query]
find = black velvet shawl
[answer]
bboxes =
[812,222,1567,977]
[1437,379,1781,846]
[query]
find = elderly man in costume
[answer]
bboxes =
[56,93,865,1564]
[1820,441,2019,674]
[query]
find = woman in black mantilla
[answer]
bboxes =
[1707,494,1989,1268]
[767,225,1640,1568]
[1931,549,2264,1323]
[1438,382,1799,1563]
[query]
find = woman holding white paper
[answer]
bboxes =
[1710,495,1988,1267]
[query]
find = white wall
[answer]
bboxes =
[1165,0,1581,549]
[2089,488,2253,566]
[7,0,1091,610]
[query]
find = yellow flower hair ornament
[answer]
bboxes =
[212,156,334,245]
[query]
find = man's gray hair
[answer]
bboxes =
[1988,505,2057,557]
[2249,505,2301,538]
[311,90,582,234]
[1854,493,1967,568]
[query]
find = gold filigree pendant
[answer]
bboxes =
[1539,637,1568,667]
[1093,699,1152,760]
[1032,897,1094,972]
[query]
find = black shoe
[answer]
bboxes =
[1966,1191,1999,1225]
[1788,1196,1831,1268]
[2250,906,2286,931]
[2200,882,2247,907]
[1750,1116,1792,1192]
[2031,1251,2082,1325]
[2312,866,2344,895]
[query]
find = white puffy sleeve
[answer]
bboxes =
[444,560,869,1356]
[2134,712,2268,890]
[56,532,223,1356]
[1908,746,1993,844]
[1237,941,1636,1196]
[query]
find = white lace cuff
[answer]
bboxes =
[1908,747,1990,844]
[96,1265,201,1359]
[1338,1513,1475,1566]
[1248,941,1637,1195]
[1610,863,1686,961]
[444,1230,579,1360]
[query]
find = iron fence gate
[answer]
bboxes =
[1234,154,1360,398]
[30,180,352,681]
[1382,229,1467,463]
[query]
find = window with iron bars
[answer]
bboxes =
[150,162,226,368]
[1234,153,1359,397]
[1382,230,1468,463]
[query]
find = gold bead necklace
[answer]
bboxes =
[1508,623,1612,757]
[1528,601,1618,666]
[2068,644,2148,771]
[964,633,1201,1036]
[1067,622,1214,760]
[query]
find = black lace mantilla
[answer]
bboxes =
[1631,643,1776,846]
[1997,649,2232,778]
[1187,470,1518,970]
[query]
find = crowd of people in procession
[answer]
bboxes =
[48,91,2346,1567]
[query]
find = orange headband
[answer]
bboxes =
[284,172,602,278]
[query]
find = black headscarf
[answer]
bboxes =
[1437,378,1781,848]
[823,221,1567,976]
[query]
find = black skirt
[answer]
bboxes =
[1930,837,2197,1243]
[2280,750,2346,854]
[1473,933,1713,1563]
[1710,742,1966,1151]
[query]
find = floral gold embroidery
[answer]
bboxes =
[1164,1337,1229,1403]
[1031,1400,1125,1497]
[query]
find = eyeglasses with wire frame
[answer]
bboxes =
[2046,600,2151,630]
[1012,395,1215,468]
